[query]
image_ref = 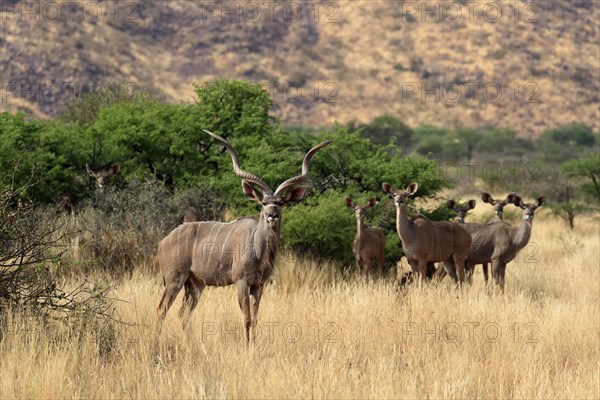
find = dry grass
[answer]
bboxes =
[1,215,598,399]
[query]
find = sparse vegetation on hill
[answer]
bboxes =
[2,1,599,135]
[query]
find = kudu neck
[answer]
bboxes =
[512,218,532,248]
[254,217,281,268]
[396,205,414,238]
[356,216,366,234]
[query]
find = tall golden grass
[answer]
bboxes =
[1,213,598,399]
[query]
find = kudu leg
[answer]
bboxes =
[237,280,252,347]
[364,259,373,282]
[427,262,440,281]
[464,264,475,285]
[377,255,385,279]
[454,255,466,289]
[442,260,458,282]
[491,259,506,294]
[179,276,205,330]
[156,273,189,334]
[482,263,489,284]
[249,285,263,342]
[417,259,429,287]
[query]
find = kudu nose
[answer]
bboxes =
[267,213,280,226]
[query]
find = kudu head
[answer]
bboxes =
[481,192,516,220]
[345,196,378,221]
[512,195,545,222]
[86,163,120,192]
[204,130,332,230]
[382,182,418,210]
[447,199,476,223]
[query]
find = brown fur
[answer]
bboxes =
[382,182,471,288]
[437,192,516,284]
[345,197,385,279]
[459,195,544,293]
[156,131,331,346]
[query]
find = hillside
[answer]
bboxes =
[1,0,599,136]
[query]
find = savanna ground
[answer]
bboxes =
[0,210,598,399]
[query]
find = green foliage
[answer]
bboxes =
[540,122,597,147]
[562,153,600,204]
[411,125,449,157]
[282,190,356,265]
[478,127,533,158]
[0,112,88,203]
[355,115,414,149]
[86,99,189,188]
[536,123,598,164]
[268,126,449,266]
[193,79,273,139]
[58,82,156,127]
[306,126,449,198]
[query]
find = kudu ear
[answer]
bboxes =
[505,192,516,204]
[344,196,355,208]
[481,192,494,204]
[467,199,477,210]
[110,163,121,175]
[535,196,545,208]
[382,182,393,195]
[283,186,307,205]
[406,182,418,196]
[447,199,456,210]
[512,195,525,209]
[242,180,264,203]
[366,197,378,208]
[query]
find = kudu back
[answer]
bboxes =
[156,130,331,344]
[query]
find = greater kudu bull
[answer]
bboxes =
[156,130,331,345]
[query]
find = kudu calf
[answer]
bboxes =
[457,194,544,293]
[345,197,385,279]
[382,182,471,287]
[156,130,331,345]
[86,163,120,193]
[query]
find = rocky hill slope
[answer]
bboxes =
[1,0,598,136]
